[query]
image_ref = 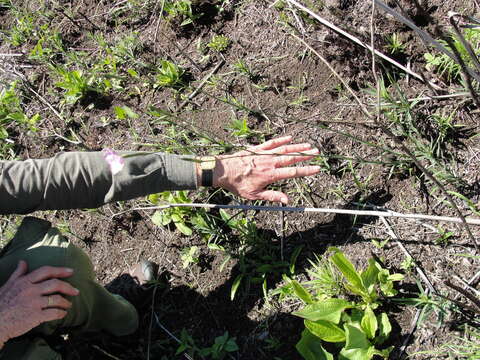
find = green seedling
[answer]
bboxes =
[286,248,403,360]
[181,246,199,268]
[54,67,104,105]
[163,0,201,26]
[155,60,185,89]
[385,33,406,54]
[207,35,230,52]
[394,280,449,326]
[176,329,238,359]
[371,238,389,249]
[400,256,415,274]
[199,332,239,359]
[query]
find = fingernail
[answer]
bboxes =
[66,268,74,274]
[74,288,80,295]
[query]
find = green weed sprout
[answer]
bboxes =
[54,67,103,105]
[155,60,185,89]
[207,35,230,53]
[163,0,201,26]
[181,246,199,268]
[289,248,403,360]
[385,33,406,54]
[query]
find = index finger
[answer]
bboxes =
[248,136,292,151]
[27,266,74,284]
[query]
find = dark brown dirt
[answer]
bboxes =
[1,0,480,359]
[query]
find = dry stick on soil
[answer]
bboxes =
[91,345,122,360]
[177,59,225,112]
[444,280,480,314]
[288,7,480,252]
[380,216,437,294]
[153,313,194,360]
[284,0,440,89]
[111,203,480,226]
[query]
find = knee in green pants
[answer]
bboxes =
[0,217,139,359]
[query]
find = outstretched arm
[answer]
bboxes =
[0,136,319,215]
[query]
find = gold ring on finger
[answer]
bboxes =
[47,295,54,307]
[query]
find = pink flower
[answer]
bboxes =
[102,148,125,175]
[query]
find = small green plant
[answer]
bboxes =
[385,33,406,54]
[155,60,185,89]
[163,0,201,26]
[289,248,403,360]
[176,329,239,359]
[233,59,257,80]
[435,227,454,245]
[54,67,104,105]
[400,256,415,273]
[226,117,263,141]
[199,331,239,359]
[8,12,35,46]
[181,246,199,268]
[424,28,480,81]
[207,35,230,52]
[0,82,39,158]
[149,191,206,236]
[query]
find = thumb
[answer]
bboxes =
[9,260,28,281]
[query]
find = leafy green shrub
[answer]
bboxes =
[288,248,403,360]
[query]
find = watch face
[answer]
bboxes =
[201,156,216,170]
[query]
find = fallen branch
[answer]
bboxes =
[112,202,480,225]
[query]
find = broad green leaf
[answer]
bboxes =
[151,210,170,226]
[175,221,192,236]
[305,320,346,343]
[230,274,243,301]
[338,347,372,360]
[296,329,334,360]
[293,298,352,324]
[329,248,365,294]
[360,259,379,291]
[291,280,313,304]
[370,346,394,358]
[344,323,370,350]
[361,306,378,339]
[376,313,392,345]
[171,213,182,223]
[289,245,304,274]
[387,273,405,281]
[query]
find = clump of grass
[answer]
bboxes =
[424,28,480,81]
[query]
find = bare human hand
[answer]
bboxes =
[0,261,79,348]
[213,136,320,204]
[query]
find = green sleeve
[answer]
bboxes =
[0,151,198,215]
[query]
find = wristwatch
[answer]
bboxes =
[199,156,216,187]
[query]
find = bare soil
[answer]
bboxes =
[1,0,480,359]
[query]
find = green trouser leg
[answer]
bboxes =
[0,217,139,360]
